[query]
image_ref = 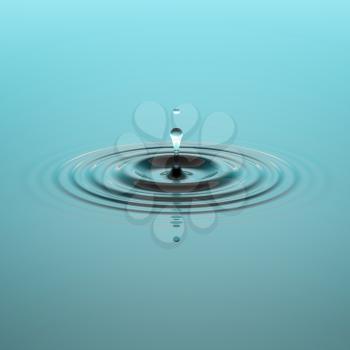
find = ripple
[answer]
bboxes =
[52,144,299,214]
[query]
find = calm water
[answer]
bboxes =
[1,1,350,349]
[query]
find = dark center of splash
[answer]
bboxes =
[120,153,237,193]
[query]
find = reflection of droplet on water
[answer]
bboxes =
[170,128,183,154]
[152,213,185,247]
[173,108,181,116]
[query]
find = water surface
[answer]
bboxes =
[1,1,350,350]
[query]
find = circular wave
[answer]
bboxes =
[53,144,298,214]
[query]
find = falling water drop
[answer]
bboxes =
[170,128,183,155]
[173,108,181,116]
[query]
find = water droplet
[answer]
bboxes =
[173,236,180,243]
[170,128,183,154]
[173,108,181,116]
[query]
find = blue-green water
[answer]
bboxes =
[1,1,350,349]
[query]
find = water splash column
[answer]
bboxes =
[170,127,183,179]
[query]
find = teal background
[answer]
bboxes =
[1,1,350,349]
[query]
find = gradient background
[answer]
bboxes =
[1,1,350,349]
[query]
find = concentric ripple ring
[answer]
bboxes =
[54,144,298,214]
